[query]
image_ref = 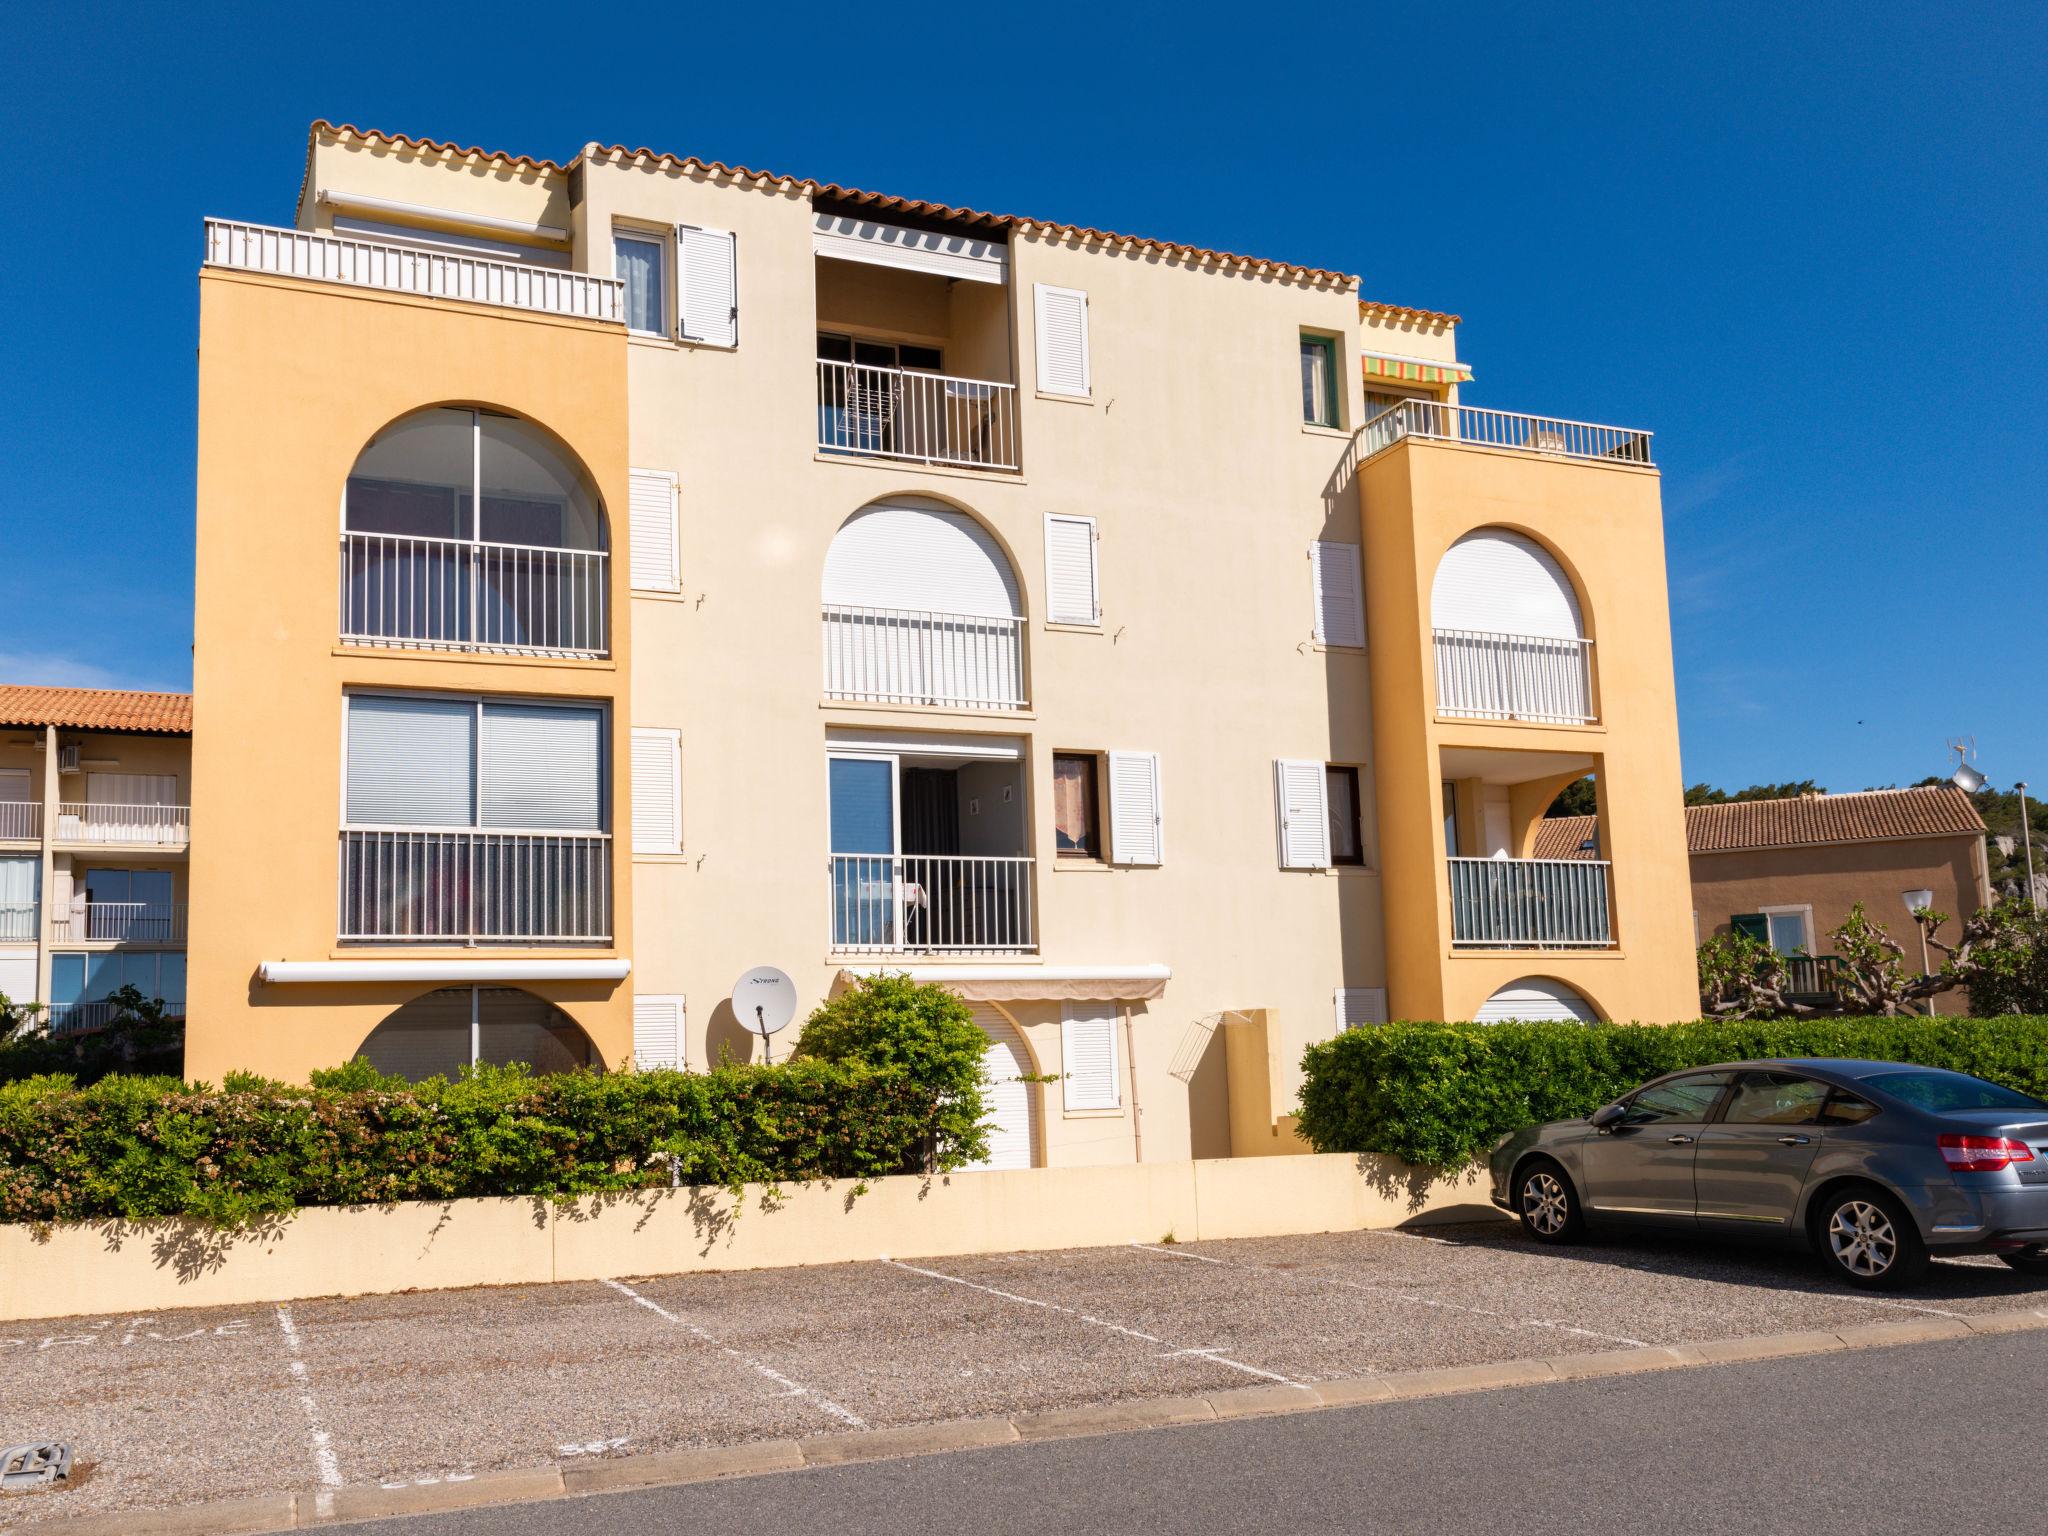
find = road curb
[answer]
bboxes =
[23,1308,2048,1534]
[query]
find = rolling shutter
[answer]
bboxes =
[1334,987,1388,1030]
[1474,978,1600,1024]
[1274,759,1331,869]
[1107,750,1162,866]
[628,468,679,592]
[1034,283,1090,397]
[480,703,604,831]
[677,225,738,347]
[1430,529,1583,638]
[1061,1000,1121,1110]
[822,499,1021,616]
[1311,541,1365,648]
[630,729,682,854]
[345,694,475,827]
[632,994,685,1071]
[85,772,178,806]
[1044,514,1099,625]
[966,1006,1035,1170]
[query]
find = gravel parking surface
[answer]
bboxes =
[6,1219,2047,1530]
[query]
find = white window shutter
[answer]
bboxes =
[630,729,681,854]
[1335,987,1388,1030]
[1107,750,1162,866]
[1061,1001,1121,1110]
[633,994,686,1070]
[1274,759,1332,869]
[1311,541,1365,648]
[628,468,679,592]
[1034,283,1090,397]
[1044,514,1099,625]
[677,225,738,346]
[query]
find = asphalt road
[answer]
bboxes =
[329,1329,2047,1536]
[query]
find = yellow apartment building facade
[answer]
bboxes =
[185,120,1697,1162]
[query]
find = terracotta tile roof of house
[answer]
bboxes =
[0,685,193,735]
[1531,814,1601,860]
[1359,299,1462,326]
[1532,787,1987,862]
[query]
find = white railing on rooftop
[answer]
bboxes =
[1449,857,1614,948]
[817,360,1021,472]
[56,803,190,846]
[341,532,609,658]
[0,802,39,841]
[1434,628,1596,725]
[204,219,625,324]
[822,604,1027,711]
[1363,399,1654,467]
[50,903,188,945]
[830,853,1036,955]
[339,829,611,944]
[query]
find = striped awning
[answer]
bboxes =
[1363,353,1472,386]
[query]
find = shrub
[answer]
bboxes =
[1297,1015,2048,1171]
[0,986,184,1086]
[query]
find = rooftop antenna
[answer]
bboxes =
[1948,737,1985,795]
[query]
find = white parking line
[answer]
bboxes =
[882,1256,1307,1387]
[1861,1296,1967,1320]
[1132,1243,1651,1350]
[273,1305,343,1516]
[601,1278,865,1428]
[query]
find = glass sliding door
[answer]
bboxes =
[829,755,898,949]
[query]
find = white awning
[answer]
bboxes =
[834,963,1169,1002]
[812,213,1007,284]
[259,958,630,985]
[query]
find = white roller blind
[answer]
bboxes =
[822,499,1021,616]
[1311,541,1365,648]
[85,772,178,806]
[1034,283,1090,397]
[346,695,475,826]
[1274,759,1331,870]
[677,225,738,347]
[1474,978,1601,1024]
[1107,750,1162,866]
[630,729,682,854]
[1335,987,1388,1030]
[1044,514,1099,625]
[633,994,685,1071]
[1061,1001,1120,1110]
[481,703,604,830]
[1431,530,1584,638]
[629,468,679,593]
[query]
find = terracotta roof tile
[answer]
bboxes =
[0,685,192,735]
[1686,786,1985,853]
[1359,299,1462,326]
[1531,815,1601,860]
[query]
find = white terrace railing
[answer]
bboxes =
[56,804,190,846]
[341,532,610,658]
[339,829,612,944]
[830,853,1036,955]
[0,801,39,841]
[1449,857,1614,948]
[48,1000,186,1038]
[0,903,36,943]
[822,604,1027,711]
[204,218,626,324]
[50,903,188,945]
[1363,399,1654,467]
[1433,628,1596,725]
[817,359,1021,472]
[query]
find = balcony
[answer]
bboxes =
[823,604,1027,711]
[830,853,1035,956]
[203,219,625,324]
[339,829,611,944]
[817,360,1020,473]
[0,801,38,842]
[0,902,34,943]
[56,803,190,847]
[340,532,610,658]
[48,1000,186,1037]
[1449,857,1614,948]
[50,903,188,945]
[1434,628,1596,725]
[1364,399,1654,467]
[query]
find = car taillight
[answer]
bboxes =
[1938,1134,2038,1172]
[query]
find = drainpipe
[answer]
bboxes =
[1123,1005,1143,1164]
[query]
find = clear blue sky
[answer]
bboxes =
[3,2,2041,794]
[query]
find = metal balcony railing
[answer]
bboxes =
[56,803,190,846]
[822,604,1027,711]
[339,829,612,944]
[0,902,36,943]
[1449,857,1614,948]
[1363,399,1654,467]
[817,359,1020,472]
[340,532,609,658]
[47,1000,186,1037]
[0,801,39,841]
[829,853,1036,955]
[1433,628,1596,725]
[49,903,188,945]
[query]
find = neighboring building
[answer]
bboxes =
[185,120,1696,1161]
[0,687,192,1030]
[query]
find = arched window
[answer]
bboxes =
[820,497,1026,710]
[1430,529,1593,725]
[1473,977,1601,1024]
[355,986,599,1082]
[341,407,609,658]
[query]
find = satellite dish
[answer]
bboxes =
[733,965,798,1042]
[1952,763,1986,794]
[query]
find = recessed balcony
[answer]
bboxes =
[1448,856,1613,948]
[0,801,39,842]
[56,802,190,848]
[822,603,1027,711]
[49,902,188,945]
[1433,629,1595,726]
[816,359,1020,473]
[338,828,612,945]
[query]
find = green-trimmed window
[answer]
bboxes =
[1300,333,1340,427]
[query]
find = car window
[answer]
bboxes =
[1820,1090,1879,1127]
[1723,1072,1829,1126]
[1861,1069,2048,1113]
[1622,1071,1732,1126]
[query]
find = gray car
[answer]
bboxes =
[1488,1059,2048,1289]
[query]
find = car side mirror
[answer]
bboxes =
[1589,1103,1626,1131]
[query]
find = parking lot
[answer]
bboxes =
[6,1219,2048,1530]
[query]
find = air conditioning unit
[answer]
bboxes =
[57,744,80,775]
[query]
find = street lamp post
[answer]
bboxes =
[1903,888,1936,1017]
[2019,782,2037,907]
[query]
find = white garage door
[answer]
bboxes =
[1473,977,1601,1024]
[964,1006,1035,1171]
[1431,529,1584,639]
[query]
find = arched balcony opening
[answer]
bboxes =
[1430,529,1594,725]
[355,985,600,1082]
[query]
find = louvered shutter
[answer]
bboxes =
[677,225,738,347]
[1107,751,1162,866]
[1274,759,1332,869]
[1044,514,1099,625]
[630,729,681,854]
[346,695,475,826]
[1334,987,1388,1030]
[1034,283,1090,397]
[629,468,679,592]
[1061,1001,1120,1110]
[1311,541,1365,648]
[633,994,685,1070]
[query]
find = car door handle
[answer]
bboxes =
[1666,1134,1695,1145]
[1777,1135,1811,1146]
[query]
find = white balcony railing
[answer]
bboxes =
[0,801,38,841]
[56,804,190,846]
[830,854,1036,955]
[1434,628,1596,725]
[50,903,188,945]
[1363,399,1654,467]
[341,532,609,658]
[0,902,36,943]
[817,360,1021,472]
[339,829,612,944]
[48,1000,185,1037]
[822,604,1027,711]
[204,219,625,324]
[1449,857,1614,948]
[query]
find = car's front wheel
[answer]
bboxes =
[1515,1158,1584,1244]
[1815,1185,1928,1290]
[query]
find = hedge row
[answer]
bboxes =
[0,1060,964,1228]
[1296,1015,2048,1171]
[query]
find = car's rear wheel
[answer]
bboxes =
[1815,1185,1928,1290]
[1999,1248,2048,1275]
[1515,1158,1584,1244]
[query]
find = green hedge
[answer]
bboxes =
[0,1059,967,1228]
[1296,1016,2048,1171]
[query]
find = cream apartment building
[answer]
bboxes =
[186,121,1696,1165]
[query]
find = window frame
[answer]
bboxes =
[1299,332,1342,428]
[1052,751,1105,862]
[1758,903,1815,956]
[614,229,670,338]
[1325,765,1365,867]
